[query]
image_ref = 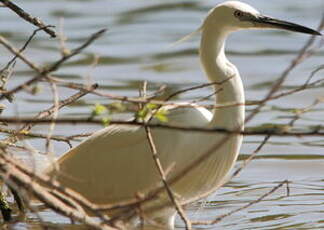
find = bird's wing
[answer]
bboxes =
[46,105,212,205]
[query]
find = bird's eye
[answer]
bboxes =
[234,10,243,18]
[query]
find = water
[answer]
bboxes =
[0,0,323,229]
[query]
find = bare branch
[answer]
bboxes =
[245,16,324,124]
[49,70,324,111]
[0,26,53,75]
[0,29,106,101]
[45,82,59,154]
[0,0,56,37]
[144,126,192,229]
[191,180,289,226]
[231,135,271,179]
[1,117,324,137]
[0,153,117,230]
[3,83,98,144]
[0,127,72,144]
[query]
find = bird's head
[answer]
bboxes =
[203,1,321,36]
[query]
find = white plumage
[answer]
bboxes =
[45,1,320,229]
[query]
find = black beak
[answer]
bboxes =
[253,15,322,36]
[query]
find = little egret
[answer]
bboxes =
[45,1,320,229]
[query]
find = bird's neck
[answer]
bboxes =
[200,27,245,130]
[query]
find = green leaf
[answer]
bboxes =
[136,107,149,120]
[102,117,111,127]
[154,109,169,123]
[92,103,107,116]
[146,103,158,110]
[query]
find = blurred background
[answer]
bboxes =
[0,0,323,229]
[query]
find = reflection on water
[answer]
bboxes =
[0,0,323,229]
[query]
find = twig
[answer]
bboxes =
[50,72,324,110]
[45,82,59,155]
[245,16,324,124]
[129,18,324,210]
[231,135,271,179]
[0,127,72,144]
[165,77,233,101]
[4,83,98,144]
[0,26,53,75]
[2,117,324,136]
[139,82,191,229]
[0,0,56,37]
[0,27,49,103]
[0,80,97,222]
[144,126,192,229]
[230,65,324,180]
[0,29,106,101]
[0,153,117,230]
[0,35,42,73]
[191,180,289,226]
[193,73,324,226]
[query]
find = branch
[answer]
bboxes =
[0,26,53,75]
[0,153,117,230]
[245,16,324,124]
[0,29,106,101]
[3,83,98,144]
[0,0,56,37]
[192,180,290,226]
[144,126,192,229]
[0,127,72,144]
[50,70,324,111]
[231,135,271,179]
[1,117,324,136]
[230,66,324,180]
[0,27,51,103]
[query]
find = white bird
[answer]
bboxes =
[45,1,320,229]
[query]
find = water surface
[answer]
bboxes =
[0,0,323,229]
